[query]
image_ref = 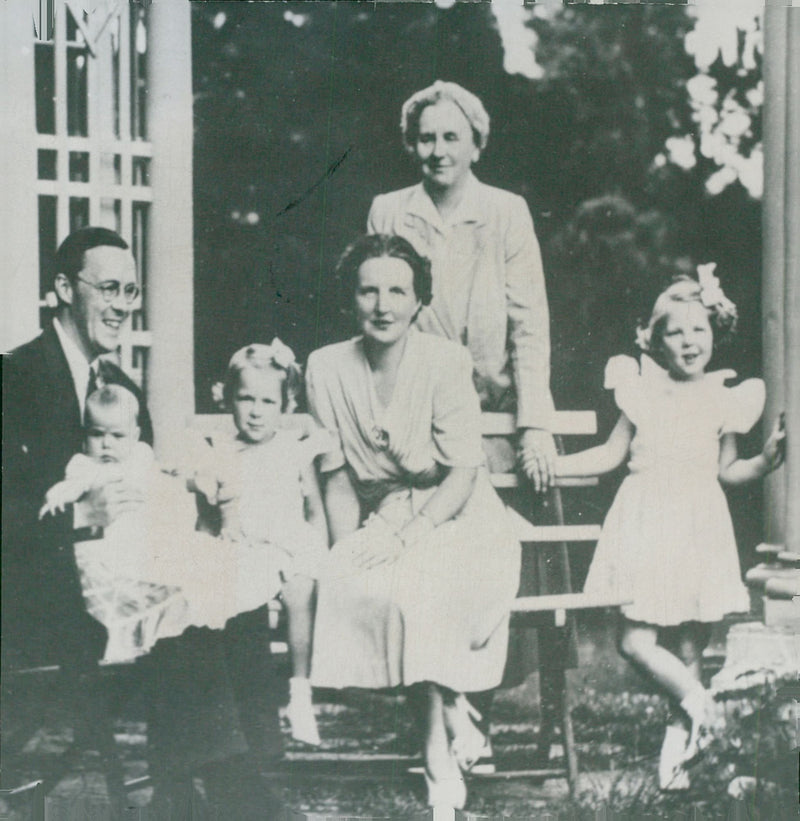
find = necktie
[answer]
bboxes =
[86,365,100,403]
[86,359,113,402]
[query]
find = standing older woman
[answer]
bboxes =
[367,79,559,766]
[306,235,520,809]
[367,80,556,486]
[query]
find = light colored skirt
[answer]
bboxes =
[584,470,751,627]
[75,525,319,663]
[311,472,521,693]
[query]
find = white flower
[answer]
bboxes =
[635,325,651,352]
[211,381,225,406]
[665,135,697,171]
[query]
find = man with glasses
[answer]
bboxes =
[3,226,152,666]
[3,227,284,817]
[1,227,151,806]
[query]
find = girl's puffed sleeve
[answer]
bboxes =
[305,351,346,474]
[721,378,766,434]
[431,345,486,468]
[604,355,642,423]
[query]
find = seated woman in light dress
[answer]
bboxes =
[306,234,520,809]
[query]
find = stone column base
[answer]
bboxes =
[711,621,800,696]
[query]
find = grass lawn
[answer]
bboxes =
[3,667,796,819]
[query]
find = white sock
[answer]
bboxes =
[289,676,312,700]
[679,685,708,722]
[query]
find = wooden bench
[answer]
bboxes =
[480,411,630,796]
[188,410,627,797]
[483,412,623,626]
[2,410,624,804]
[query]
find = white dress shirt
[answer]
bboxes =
[52,317,104,420]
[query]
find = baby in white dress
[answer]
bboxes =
[40,384,281,664]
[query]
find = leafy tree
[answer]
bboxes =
[192,1,762,412]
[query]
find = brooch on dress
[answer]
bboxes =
[371,425,390,450]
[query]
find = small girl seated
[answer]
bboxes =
[40,384,283,665]
[188,341,330,746]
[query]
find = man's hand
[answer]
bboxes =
[73,479,144,528]
[517,428,557,493]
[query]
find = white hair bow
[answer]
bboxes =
[697,262,737,321]
[268,337,297,370]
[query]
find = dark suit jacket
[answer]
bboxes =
[2,323,153,665]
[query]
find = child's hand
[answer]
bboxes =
[189,471,220,505]
[38,479,85,519]
[762,414,786,471]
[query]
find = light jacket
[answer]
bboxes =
[368,173,554,430]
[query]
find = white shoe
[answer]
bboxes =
[680,687,725,764]
[286,678,321,746]
[425,757,467,809]
[658,725,690,791]
[448,694,493,773]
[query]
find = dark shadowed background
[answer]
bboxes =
[191,0,764,573]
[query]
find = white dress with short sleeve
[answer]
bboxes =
[583,355,762,626]
[199,426,331,595]
[306,330,521,693]
[71,443,301,663]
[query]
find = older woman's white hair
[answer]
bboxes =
[401,80,491,153]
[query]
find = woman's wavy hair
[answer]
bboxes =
[638,274,738,366]
[400,80,490,154]
[335,234,433,308]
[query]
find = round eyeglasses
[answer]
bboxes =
[76,275,141,304]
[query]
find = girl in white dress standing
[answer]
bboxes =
[190,341,330,746]
[555,269,785,789]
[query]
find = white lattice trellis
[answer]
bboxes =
[34,0,152,387]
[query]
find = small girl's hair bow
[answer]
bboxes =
[211,381,225,405]
[267,337,297,370]
[697,263,737,320]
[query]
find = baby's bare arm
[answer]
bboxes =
[39,477,91,518]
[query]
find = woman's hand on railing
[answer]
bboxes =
[517,428,557,493]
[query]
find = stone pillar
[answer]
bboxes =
[760,0,787,548]
[145,0,195,461]
[746,3,800,626]
[783,8,800,557]
[1,3,40,353]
